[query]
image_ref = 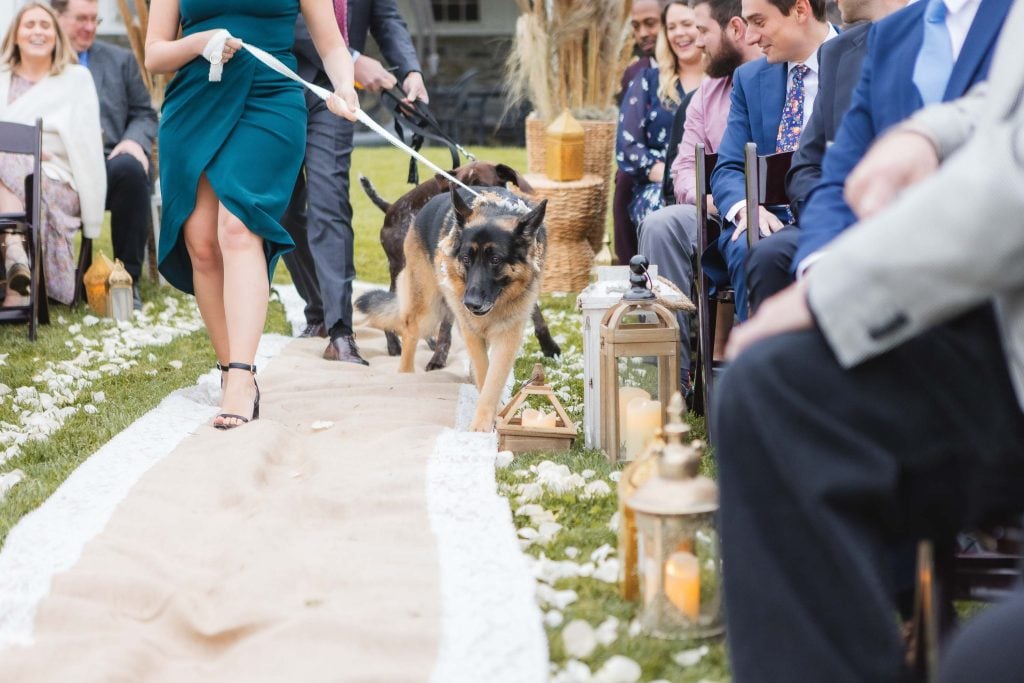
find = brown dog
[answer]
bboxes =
[359,161,561,367]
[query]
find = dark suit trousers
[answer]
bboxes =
[106,154,150,284]
[745,224,799,314]
[712,308,1024,683]
[282,101,355,335]
[939,589,1024,682]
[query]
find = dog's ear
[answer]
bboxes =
[450,185,474,226]
[496,164,534,195]
[514,199,547,243]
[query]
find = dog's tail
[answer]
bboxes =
[355,289,401,330]
[358,175,392,213]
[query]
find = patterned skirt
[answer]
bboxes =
[0,153,82,305]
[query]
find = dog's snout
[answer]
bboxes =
[463,289,491,316]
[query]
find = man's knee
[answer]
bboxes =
[637,205,697,257]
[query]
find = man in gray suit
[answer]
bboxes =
[712,0,1024,677]
[54,0,157,308]
[283,0,427,364]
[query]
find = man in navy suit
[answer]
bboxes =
[745,0,1010,311]
[707,0,836,321]
[744,0,907,311]
[282,0,427,364]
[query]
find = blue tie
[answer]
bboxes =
[912,0,953,105]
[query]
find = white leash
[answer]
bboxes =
[203,30,479,197]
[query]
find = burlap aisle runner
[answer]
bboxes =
[0,326,473,682]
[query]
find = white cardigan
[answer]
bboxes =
[0,64,106,238]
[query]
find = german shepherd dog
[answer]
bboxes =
[356,186,547,431]
[359,162,561,366]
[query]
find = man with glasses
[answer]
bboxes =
[53,0,157,309]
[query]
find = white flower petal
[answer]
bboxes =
[310,420,334,431]
[495,450,514,468]
[593,655,641,683]
[562,619,598,659]
[673,645,711,668]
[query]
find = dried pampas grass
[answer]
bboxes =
[505,0,634,123]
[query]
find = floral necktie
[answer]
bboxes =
[775,64,810,153]
[334,0,349,44]
[912,0,953,105]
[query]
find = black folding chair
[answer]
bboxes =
[693,143,723,421]
[0,119,48,340]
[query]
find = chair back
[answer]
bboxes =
[0,118,46,340]
[743,141,793,247]
[694,143,721,419]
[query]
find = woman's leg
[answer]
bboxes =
[183,175,230,380]
[1,182,29,307]
[214,200,267,427]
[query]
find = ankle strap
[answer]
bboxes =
[216,362,226,371]
[226,362,257,373]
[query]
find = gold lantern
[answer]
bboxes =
[600,255,680,463]
[545,109,585,181]
[82,250,115,316]
[496,363,576,454]
[107,258,134,322]
[627,396,723,639]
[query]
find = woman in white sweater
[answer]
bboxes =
[0,2,104,306]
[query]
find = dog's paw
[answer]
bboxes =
[540,339,562,358]
[425,355,448,372]
[469,408,496,432]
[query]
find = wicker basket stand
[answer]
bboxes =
[525,173,603,293]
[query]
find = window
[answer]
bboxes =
[432,0,479,22]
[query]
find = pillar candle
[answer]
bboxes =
[522,408,557,428]
[624,398,661,459]
[664,550,700,620]
[618,386,650,436]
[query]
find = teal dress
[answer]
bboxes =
[158,0,307,294]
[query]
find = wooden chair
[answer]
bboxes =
[0,119,48,340]
[693,143,722,420]
[743,141,794,249]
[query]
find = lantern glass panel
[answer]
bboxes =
[108,286,134,322]
[635,510,723,639]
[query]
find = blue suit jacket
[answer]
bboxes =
[709,57,787,221]
[793,0,1010,269]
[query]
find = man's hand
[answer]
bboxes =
[108,139,149,174]
[353,55,397,92]
[707,194,718,216]
[844,130,940,220]
[730,205,784,242]
[402,71,429,103]
[725,279,813,360]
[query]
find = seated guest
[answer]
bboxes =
[616,0,704,232]
[0,2,104,307]
[744,0,1008,313]
[711,1,1024,675]
[613,0,663,265]
[636,0,763,387]
[55,0,158,309]
[706,0,835,321]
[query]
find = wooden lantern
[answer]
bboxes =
[600,256,680,463]
[545,109,585,181]
[496,363,576,454]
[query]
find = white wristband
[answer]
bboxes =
[202,29,233,82]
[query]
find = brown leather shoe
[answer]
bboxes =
[299,321,328,338]
[323,334,369,365]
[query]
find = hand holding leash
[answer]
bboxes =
[327,86,360,122]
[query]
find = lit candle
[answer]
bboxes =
[624,398,661,459]
[618,386,650,435]
[664,550,700,620]
[521,408,557,429]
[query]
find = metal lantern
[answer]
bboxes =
[83,250,115,317]
[107,258,134,322]
[545,109,585,181]
[599,255,680,463]
[496,363,576,454]
[627,395,723,640]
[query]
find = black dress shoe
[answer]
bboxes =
[299,321,328,338]
[323,334,369,365]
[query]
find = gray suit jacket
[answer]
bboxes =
[807,0,1024,408]
[84,40,157,157]
[293,0,421,93]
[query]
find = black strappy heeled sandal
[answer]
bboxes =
[214,362,260,430]
[216,361,227,388]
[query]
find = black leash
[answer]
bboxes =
[380,84,476,185]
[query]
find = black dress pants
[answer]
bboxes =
[106,154,151,284]
[712,308,1024,682]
